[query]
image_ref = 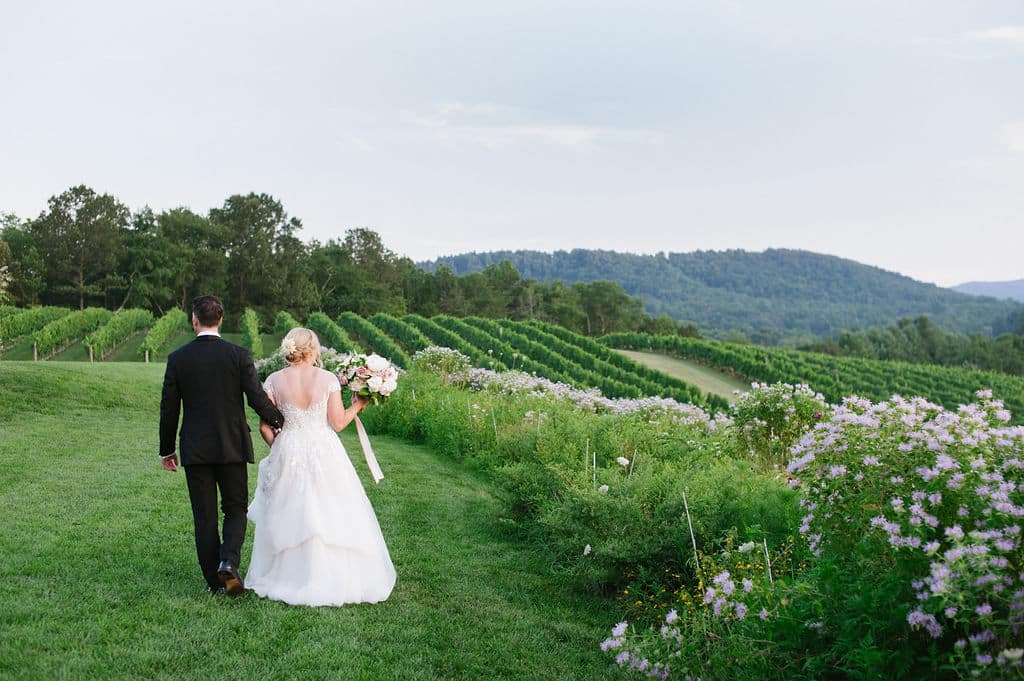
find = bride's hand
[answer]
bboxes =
[353,395,370,412]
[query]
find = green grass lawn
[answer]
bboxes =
[616,348,750,402]
[0,362,616,680]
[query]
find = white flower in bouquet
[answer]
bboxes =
[365,353,389,372]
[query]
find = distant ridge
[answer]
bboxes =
[952,279,1024,303]
[420,248,1022,343]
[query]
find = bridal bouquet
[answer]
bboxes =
[335,352,399,405]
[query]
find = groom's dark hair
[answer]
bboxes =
[192,295,224,327]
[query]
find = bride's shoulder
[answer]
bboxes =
[318,367,342,390]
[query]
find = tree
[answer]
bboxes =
[210,193,301,311]
[28,186,129,309]
[158,207,228,310]
[104,208,181,312]
[307,240,357,318]
[459,272,507,318]
[264,230,317,320]
[536,281,585,332]
[641,313,702,337]
[431,264,465,316]
[336,228,409,316]
[572,280,645,336]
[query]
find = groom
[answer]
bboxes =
[159,295,284,595]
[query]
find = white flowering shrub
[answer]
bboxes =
[730,382,829,471]
[411,346,472,385]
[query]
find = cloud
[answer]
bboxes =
[348,135,375,153]
[410,101,657,149]
[412,101,514,129]
[964,26,1024,44]
[999,120,1024,153]
[454,125,607,148]
[915,26,1024,59]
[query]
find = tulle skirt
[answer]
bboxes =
[246,425,396,606]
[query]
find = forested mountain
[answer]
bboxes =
[952,279,1024,302]
[422,249,1022,344]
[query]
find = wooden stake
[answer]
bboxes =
[33,342,37,362]
[145,349,150,363]
[763,538,773,584]
[593,452,597,490]
[683,492,700,572]
[89,346,94,363]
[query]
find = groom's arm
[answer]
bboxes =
[159,358,181,458]
[239,349,284,430]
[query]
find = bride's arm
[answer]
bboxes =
[259,420,276,446]
[259,390,277,446]
[327,391,368,432]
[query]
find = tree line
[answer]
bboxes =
[800,315,1024,377]
[0,185,700,338]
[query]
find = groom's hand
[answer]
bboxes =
[161,454,179,472]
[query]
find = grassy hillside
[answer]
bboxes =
[616,349,749,401]
[0,362,615,680]
[423,248,1022,343]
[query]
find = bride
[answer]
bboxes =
[246,327,396,606]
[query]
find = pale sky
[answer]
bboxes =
[1,1,1022,287]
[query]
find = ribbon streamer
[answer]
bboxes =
[354,415,384,484]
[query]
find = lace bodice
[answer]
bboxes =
[263,368,341,433]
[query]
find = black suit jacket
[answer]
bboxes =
[159,335,284,465]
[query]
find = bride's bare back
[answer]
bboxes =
[269,365,336,411]
[261,364,365,443]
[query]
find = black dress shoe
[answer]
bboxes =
[217,561,245,596]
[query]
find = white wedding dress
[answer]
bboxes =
[246,368,396,606]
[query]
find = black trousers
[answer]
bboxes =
[183,463,248,589]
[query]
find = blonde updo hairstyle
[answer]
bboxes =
[282,327,322,367]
